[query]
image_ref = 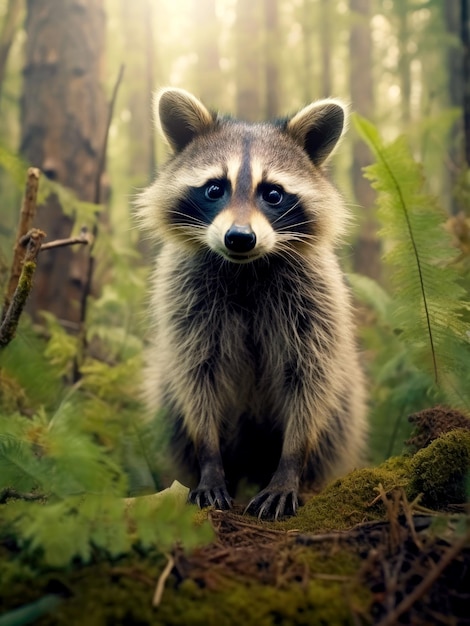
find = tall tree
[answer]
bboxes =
[396,0,411,125]
[0,0,23,104]
[444,1,464,213]
[301,0,315,103]
[235,0,263,121]
[21,0,107,328]
[462,0,470,168]
[263,0,280,118]
[349,0,380,280]
[120,0,155,185]
[320,0,332,97]
[192,0,220,108]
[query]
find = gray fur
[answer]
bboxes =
[136,88,367,519]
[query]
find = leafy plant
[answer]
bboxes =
[352,116,470,459]
[0,408,212,568]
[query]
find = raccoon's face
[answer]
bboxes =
[137,89,349,263]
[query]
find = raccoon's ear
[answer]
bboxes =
[155,88,215,152]
[286,99,348,167]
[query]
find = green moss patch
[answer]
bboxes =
[407,428,470,508]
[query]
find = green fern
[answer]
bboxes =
[0,409,212,567]
[353,115,470,408]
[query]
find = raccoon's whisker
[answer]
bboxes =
[168,210,207,228]
[275,217,316,232]
[271,200,302,225]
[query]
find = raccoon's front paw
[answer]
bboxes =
[245,488,299,520]
[188,484,232,511]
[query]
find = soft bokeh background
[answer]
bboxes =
[0,0,469,463]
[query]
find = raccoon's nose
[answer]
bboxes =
[224,224,257,253]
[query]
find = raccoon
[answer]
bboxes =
[136,88,367,520]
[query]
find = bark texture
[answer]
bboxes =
[20,0,106,328]
[349,0,381,280]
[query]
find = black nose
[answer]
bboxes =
[224,224,257,253]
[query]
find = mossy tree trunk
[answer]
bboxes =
[20,0,106,329]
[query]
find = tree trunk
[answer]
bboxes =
[349,0,381,281]
[20,0,107,329]
[0,0,23,104]
[264,0,280,119]
[191,0,220,108]
[301,0,315,103]
[235,0,262,121]
[320,0,332,97]
[397,0,411,125]
[121,0,155,185]
[461,0,470,168]
[444,1,464,213]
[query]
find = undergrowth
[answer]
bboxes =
[352,116,470,460]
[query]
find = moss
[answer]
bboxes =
[407,428,470,508]
[276,455,411,533]
[0,548,370,626]
[4,429,469,625]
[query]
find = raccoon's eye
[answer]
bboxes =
[204,181,226,200]
[261,185,284,206]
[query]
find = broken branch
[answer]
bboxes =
[2,167,40,321]
[40,228,93,251]
[0,229,46,348]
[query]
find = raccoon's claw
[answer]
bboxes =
[188,485,232,511]
[244,488,299,520]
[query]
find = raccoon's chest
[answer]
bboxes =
[169,253,316,364]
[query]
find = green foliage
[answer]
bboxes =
[0,409,212,568]
[349,272,446,461]
[353,115,470,412]
[0,322,64,409]
[0,241,206,570]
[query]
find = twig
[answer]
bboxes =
[40,228,93,251]
[94,63,125,205]
[72,64,125,383]
[152,554,175,607]
[375,530,470,626]
[1,167,40,321]
[0,229,46,348]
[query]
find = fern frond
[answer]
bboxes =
[4,487,212,567]
[0,435,43,492]
[354,115,470,405]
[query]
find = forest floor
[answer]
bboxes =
[1,408,470,626]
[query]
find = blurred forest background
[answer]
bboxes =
[0,0,469,471]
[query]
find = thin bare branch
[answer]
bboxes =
[40,229,93,252]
